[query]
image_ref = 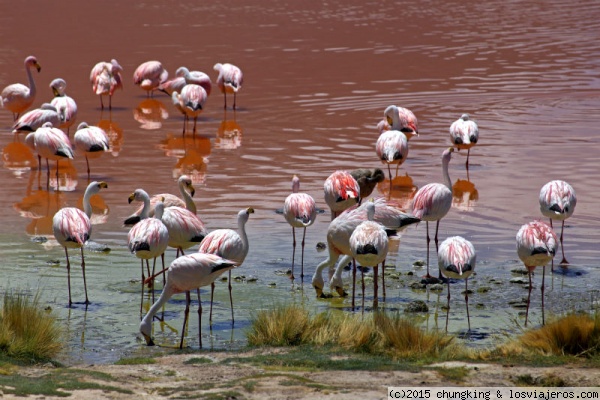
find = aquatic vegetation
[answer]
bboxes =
[0,290,62,361]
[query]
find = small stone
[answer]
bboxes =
[246,276,258,283]
[316,242,327,251]
[413,260,426,267]
[510,268,529,275]
[510,277,528,284]
[429,283,444,291]
[268,282,276,287]
[410,282,426,290]
[477,286,491,293]
[405,300,429,313]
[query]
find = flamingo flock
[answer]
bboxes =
[0,54,580,349]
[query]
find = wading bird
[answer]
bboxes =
[124,175,196,226]
[127,193,169,312]
[90,59,123,110]
[283,175,317,280]
[312,198,420,299]
[198,207,254,324]
[214,63,243,109]
[539,180,576,267]
[516,220,557,327]
[351,168,385,200]
[324,170,360,220]
[52,181,108,306]
[411,147,454,279]
[1,56,41,120]
[12,103,63,134]
[438,236,476,332]
[171,84,208,135]
[449,114,479,168]
[49,78,77,133]
[134,60,168,96]
[73,122,110,178]
[378,105,419,140]
[26,122,73,182]
[376,129,409,182]
[140,253,238,348]
[349,201,389,309]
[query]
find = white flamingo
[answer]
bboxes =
[1,56,42,120]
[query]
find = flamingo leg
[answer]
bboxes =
[85,156,91,179]
[435,220,444,280]
[140,259,145,315]
[197,288,202,348]
[446,277,451,332]
[382,259,386,300]
[395,163,400,180]
[300,227,307,280]
[352,259,357,310]
[193,117,197,136]
[361,267,365,314]
[161,253,166,285]
[541,266,546,326]
[290,227,296,281]
[81,247,89,305]
[373,265,379,309]
[466,149,470,168]
[228,270,234,324]
[233,92,237,110]
[424,221,432,278]
[180,291,191,349]
[209,282,215,324]
[559,220,568,265]
[223,92,227,109]
[549,219,555,272]
[151,258,156,304]
[100,96,105,110]
[465,278,471,331]
[65,247,72,307]
[525,269,533,327]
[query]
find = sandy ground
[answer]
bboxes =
[9,348,600,399]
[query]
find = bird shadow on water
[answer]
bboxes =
[455,329,489,341]
[550,264,587,277]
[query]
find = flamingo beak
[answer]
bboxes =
[142,332,155,346]
[314,285,323,298]
[335,286,348,297]
[128,193,135,204]
[189,186,196,197]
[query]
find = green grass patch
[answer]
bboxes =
[430,366,470,383]
[114,356,156,365]
[183,356,213,365]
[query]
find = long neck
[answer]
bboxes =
[442,154,452,191]
[139,192,151,220]
[237,217,249,250]
[179,182,196,214]
[26,64,36,96]
[83,187,97,218]
[140,284,174,340]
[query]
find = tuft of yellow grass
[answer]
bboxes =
[247,303,311,346]
[0,291,62,361]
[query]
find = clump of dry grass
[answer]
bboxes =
[247,304,453,359]
[0,291,62,361]
[519,313,600,356]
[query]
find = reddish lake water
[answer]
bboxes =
[0,0,599,364]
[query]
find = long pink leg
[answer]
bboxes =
[81,247,89,305]
[179,291,191,349]
[65,248,72,306]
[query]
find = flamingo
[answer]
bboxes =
[379,105,419,140]
[539,180,576,267]
[171,84,208,135]
[127,192,169,312]
[437,236,476,332]
[214,63,243,109]
[283,175,317,280]
[27,122,73,182]
[349,201,389,309]
[312,197,420,298]
[198,207,254,324]
[12,103,63,134]
[90,59,123,110]
[350,168,385,199]
[133,60,168,96]
[124,175,196,226]
[140,253,239,348]
[449,114,479,168]
[324,170,360,220]
[52,181,108,306]
[73,122,110,178]
[1,56,41,120]
[158,67,212,97]
[516,220,558,327]
[411,147,455,279]
[49,78,77,134]
[375,130,409,182]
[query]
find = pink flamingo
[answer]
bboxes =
[52,181,108,306]
[90,59,123,110]
[124,175,196,226]
[171,84,208,135]
[140,253,238,349]
[449,114,479,168]
[214,63,243,109]
[198,207,254,324]
[12,103,63,134]
[49,78,77,134]
[411,147,455,279]
[283,175,317,280]
[324,170,360,220]
[127,191,169,312]
[376,129,409,182]
[539,180,576,267]
[516,220,558,326]
[437,236,476,332]
[158,67,212,96]
[133,60,168,97]
[312,197,420,298]
[349,201,389,309]
[351,168,385,199]
[1,56,41,120]
[378,105,419,140]
[73,122,110,178]
[27,122,73,182]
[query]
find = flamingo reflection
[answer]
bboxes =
[2,139,37,177]
[376,172,418,210]
[97,110,124,157]
[158,133,211,185]
[216,111,242,150]
[452,178,479,212]
[133,98,168,130]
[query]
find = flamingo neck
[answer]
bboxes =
[442,154,452,191]
[140,284,174,340]
[139,192,151,220]
[179,182,196,214]
[83,186,97,218]
[237,217,249,250]
[26,64,36,97]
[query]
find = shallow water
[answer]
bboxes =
[0,0,599,365]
